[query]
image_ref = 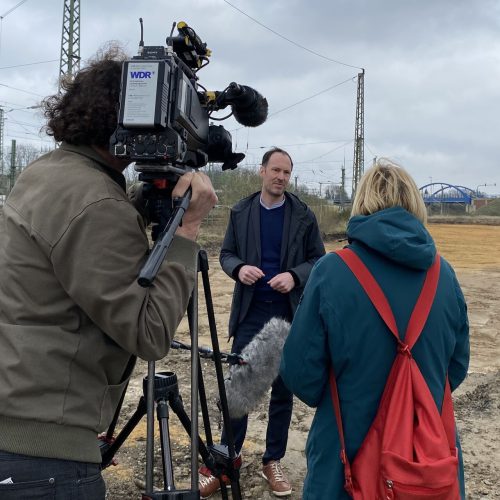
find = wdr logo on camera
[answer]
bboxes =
[130,71,153,79]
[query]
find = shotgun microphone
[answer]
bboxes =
[224,318,291,419]
[216,82,269,128]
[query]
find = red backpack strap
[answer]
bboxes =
[387,253,456,444]
[404,254,440,349]
[329,248,446,488]
[336,248,441,350]
[336,248,400,341]
[329,247,402,493]
[329,368,354,494]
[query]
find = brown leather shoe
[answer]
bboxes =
[199,467,230,499]
[198,455,242,499]
[261,460,292,497]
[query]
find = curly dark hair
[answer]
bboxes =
[43,44,127,147]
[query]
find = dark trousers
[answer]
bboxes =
[222,299,293,464]
[0,451,105,500]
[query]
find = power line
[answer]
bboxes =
[4,133,53,144]
[0,59,58,70]
[231,76,355,133]
[223,0,363,70]
[0,82,45,98]
[0,0,30,19]
[7,117,33,134]
[365,142,378,158]
[295,168,336,173]
[246,139,352,150]
[301,140,354,163]
[0,99,25,107]
[0,100,42,111]
[295,160,347,165]
[268,77,355,119]
[6,117,41,128]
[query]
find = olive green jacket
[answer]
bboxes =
[0,143,198,463]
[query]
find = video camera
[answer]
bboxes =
[110,19,268,174]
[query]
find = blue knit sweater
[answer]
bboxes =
[254,203,286,301]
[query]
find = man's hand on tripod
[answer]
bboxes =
[173,172,218,241]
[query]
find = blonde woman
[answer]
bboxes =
[280,160,469,499]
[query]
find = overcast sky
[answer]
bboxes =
[1,0,499,195]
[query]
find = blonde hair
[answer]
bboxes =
[351,158,427,224]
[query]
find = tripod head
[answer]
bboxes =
[144,371,179,402]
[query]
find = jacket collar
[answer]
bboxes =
[59,142,127,192]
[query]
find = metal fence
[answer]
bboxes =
[202,203,349,238]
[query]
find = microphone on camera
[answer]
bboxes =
[219,82,269,127]
[224,318,291,419]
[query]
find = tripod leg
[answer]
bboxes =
[146,361,156,493]
[101,396,147,469]
[198,250,238,461]
[187,282,199,491]
[197,358,213,446]
[167,394,234,500]
[157,399,175,490]
[197,250,242,500]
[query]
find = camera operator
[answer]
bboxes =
[0,46,217,499]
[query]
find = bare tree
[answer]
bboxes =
[3,143,53,171]
[1,144,53,194]
[325,184,349,204]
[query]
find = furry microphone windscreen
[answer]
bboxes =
[224,318,291,419]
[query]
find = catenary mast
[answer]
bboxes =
[351,69,365,198]
[59,0,80,90]
[0,107,4,178]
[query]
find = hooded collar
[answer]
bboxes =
[347,207,436,270]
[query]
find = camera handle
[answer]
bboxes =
[138,188,192,287]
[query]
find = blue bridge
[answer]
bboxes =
[419,183,476,204]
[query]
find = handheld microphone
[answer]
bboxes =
[219,82,269,127]
[224,318,291,419]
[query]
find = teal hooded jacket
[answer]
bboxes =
[280,207,469,499]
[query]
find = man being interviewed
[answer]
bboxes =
[198,147,325,498]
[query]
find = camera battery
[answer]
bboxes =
[120,60,170,128]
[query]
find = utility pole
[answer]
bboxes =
[0,107,4,179]
[294,176,298,190]
[341,161,346,208]
[9,139,16,193]
[59,0,81,90]
[318,182,329,198]
[351,69,365,199]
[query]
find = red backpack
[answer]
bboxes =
[330,248,460,499]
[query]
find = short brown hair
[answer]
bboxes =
[351,158,427,223]
[261,147,293,169]
[43,44,127,147]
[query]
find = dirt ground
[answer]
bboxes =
[103,223,500,499]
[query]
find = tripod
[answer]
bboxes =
[101,189,242,499]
